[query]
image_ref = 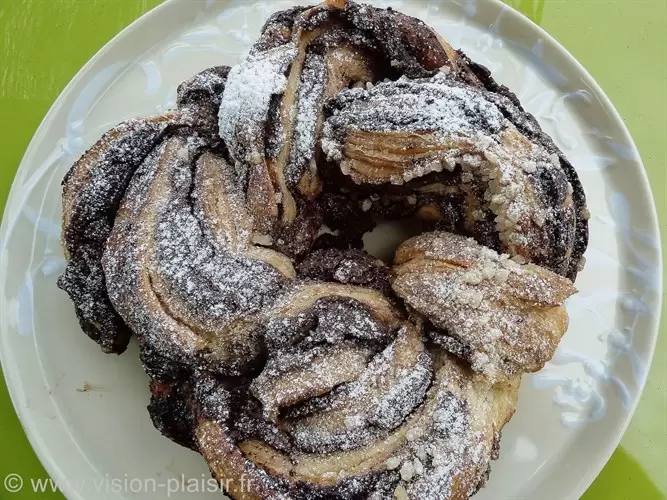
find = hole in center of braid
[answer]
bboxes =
[363,217,429,264]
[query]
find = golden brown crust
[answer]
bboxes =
[392,232,576,382]
[58,2,589,499]
[192,331,520,500]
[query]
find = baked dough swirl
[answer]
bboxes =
[58,1,587,498]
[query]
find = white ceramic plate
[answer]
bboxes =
[0,1,662,499]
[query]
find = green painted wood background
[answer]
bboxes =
[0,0,665,499]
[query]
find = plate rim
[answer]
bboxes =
[494,0,663,496]
[0,1,662,499]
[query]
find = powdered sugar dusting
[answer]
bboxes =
[219,44,297,164]
[325,73,505,143]
[58,1,589,498]
[392,232,577,382]
[405,392,472,499]
[285,53,326,186]
[322,72,578,275]
[103,134,288,373]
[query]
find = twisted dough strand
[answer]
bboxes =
[59,1,587,499]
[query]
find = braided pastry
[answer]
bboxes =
[58,1,588,498]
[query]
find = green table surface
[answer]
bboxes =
[0,0,665,499]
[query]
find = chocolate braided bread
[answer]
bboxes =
[58,1,588,498]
